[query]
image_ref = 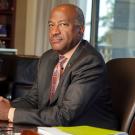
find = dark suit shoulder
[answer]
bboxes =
[81,40,103,59]
[77,40,105,65]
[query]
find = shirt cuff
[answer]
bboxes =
[8,108,16,122]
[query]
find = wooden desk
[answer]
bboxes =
[0,121,129,135]
[21,130,39,135]
[0,121,38,135]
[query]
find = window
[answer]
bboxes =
[78,0,135,62]
[78,0,92,41]
[98,0,114,61]
[98,0,135,62]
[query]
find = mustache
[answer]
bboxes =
[50,35,63,40]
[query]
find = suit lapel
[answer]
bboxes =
[49,42,84,104]
[44,52,59,103]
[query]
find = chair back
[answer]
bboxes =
[129,115,135,135]
[11,55,39,99]
[106,58,135,132]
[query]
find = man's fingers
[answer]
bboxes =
[0,96,4,101]
[0,96,10,104]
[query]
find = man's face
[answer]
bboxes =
[48,7,84,54]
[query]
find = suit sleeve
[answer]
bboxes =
[12,54,107,126]
[11,82,39,109]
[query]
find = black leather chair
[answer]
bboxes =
[0,54,39,100]
[0,54,16,97]
[129,115,135,135]
[11,55,39,100]
[106,58,135,133]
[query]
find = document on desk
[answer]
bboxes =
[37,126,128,135]
[38,127,71,135]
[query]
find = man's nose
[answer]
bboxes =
[51,25,61,35]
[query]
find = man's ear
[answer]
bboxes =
[80,26,84,33]
[79,26,84,36]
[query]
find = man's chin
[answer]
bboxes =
[51,43,62,51]
[52,48,66,55]
[53,49,63,54]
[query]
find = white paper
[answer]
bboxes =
[38,127,72,135]
[115,132,128,135]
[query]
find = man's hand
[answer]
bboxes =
[0,96,11,121]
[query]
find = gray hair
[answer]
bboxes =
[74,5,85,27]
[56,4,85,27]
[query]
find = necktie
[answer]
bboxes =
[50,55,67,99]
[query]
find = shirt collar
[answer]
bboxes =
[63,39,82,60]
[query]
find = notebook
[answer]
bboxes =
[37,126,128,135]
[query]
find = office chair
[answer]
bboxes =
[106,58,135,133]
[129,115,135,135]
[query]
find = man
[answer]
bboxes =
[0,4,119,130]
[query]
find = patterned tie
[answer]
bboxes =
[50,55,67,99]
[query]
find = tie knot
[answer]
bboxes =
[59,55,67,66]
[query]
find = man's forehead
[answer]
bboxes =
[50,5,77,17]
[52,5,76,12]
[48,19,69,23]
[49,10,76,22]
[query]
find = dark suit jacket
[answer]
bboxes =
[12,40,119,130]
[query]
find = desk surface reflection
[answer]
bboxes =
[0,121,38,135]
